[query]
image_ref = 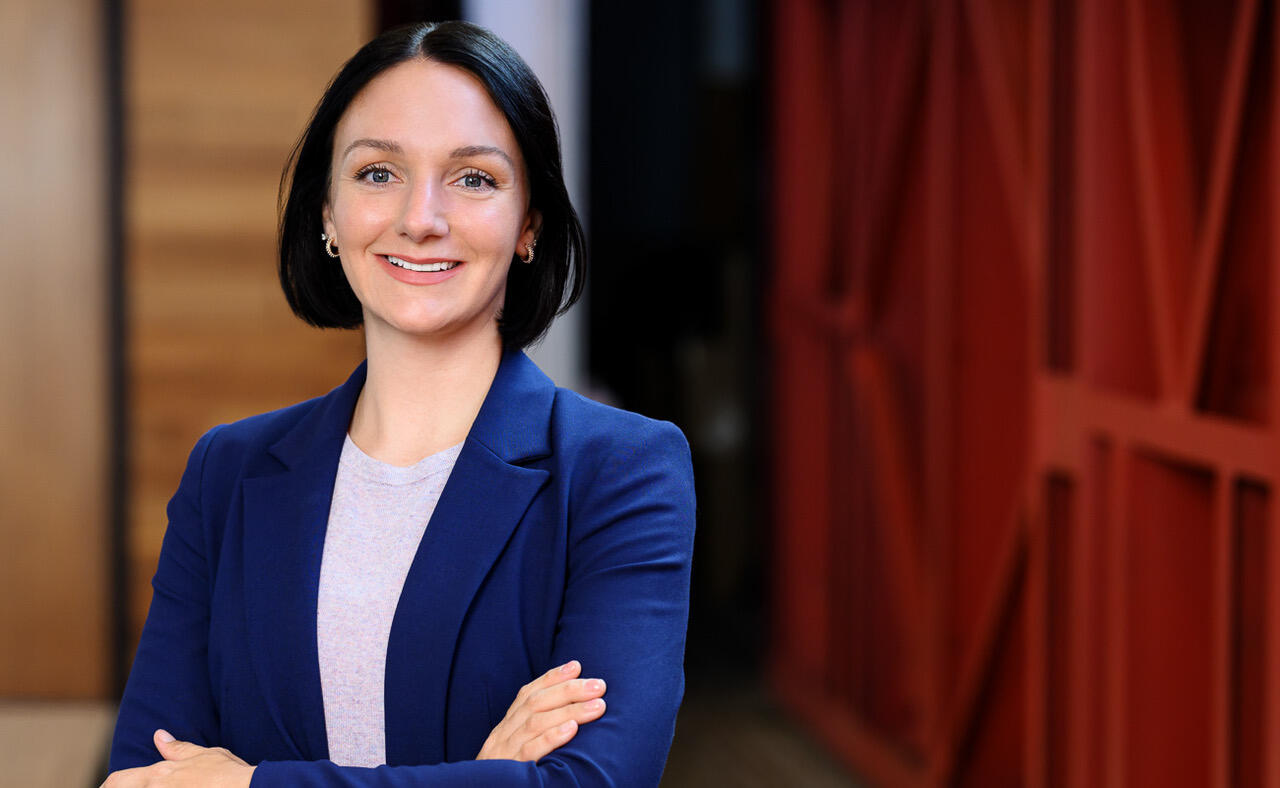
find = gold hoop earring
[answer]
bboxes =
[521,237,536,264]
[321,232,339,258]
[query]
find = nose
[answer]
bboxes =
[396,178,449,241]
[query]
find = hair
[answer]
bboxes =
[278,21,585,350]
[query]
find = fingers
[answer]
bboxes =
[154,729,201,760]
[524,695,607,736]
[526,677,607,713]
[477,660,608,761]
[517,718,580,762]
[516,660,581,704]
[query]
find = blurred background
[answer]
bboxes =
[3,0,1277,786]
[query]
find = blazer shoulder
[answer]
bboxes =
[549,387,691,463]
[195,393,329,473]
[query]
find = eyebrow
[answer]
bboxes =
[449,145,515,169]
[341,138,403,159]
[340,139,515,170]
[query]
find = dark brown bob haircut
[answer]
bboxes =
[278,21,585,350]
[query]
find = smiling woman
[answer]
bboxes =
[104,21,695,788]
[323,59,537,345]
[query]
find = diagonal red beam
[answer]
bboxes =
[930,500,1029,784]
[962,0,1032,285]
[849,344,934,741]
[1179,0,1260,406]
[856,1,927,326]
[1124,0,1191,399]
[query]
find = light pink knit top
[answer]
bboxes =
[316,435,463,767]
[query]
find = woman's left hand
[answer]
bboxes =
[100,730,255,787]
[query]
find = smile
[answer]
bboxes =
[385,256,460,273]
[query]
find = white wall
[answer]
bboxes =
[463,0,588,392]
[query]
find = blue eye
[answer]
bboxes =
[356,165,393,184]
[457,169,497,190]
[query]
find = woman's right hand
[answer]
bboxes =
[476,660,607,762]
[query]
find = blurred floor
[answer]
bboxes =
[662,682,865,788]
[0,700,114,788]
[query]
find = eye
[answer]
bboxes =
[455,169,498,191]
[354,164,395,185]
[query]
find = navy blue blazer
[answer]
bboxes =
[109,351,696,787]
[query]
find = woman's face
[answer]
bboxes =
[322,58,538,343]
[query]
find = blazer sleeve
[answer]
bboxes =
[108,426,224,771]
[250,418,697,788]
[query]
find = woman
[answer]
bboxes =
[105,20,695,787]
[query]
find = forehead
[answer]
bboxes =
[334,58,520,161]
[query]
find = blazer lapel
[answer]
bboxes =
[240,363,367,760]
[384,351,555,766]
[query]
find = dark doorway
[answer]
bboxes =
[586,1,768,682]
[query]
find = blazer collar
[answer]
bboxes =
[241,350,556,762]
[266,349,554,470]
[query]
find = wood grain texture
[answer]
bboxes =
[125,0,371,646]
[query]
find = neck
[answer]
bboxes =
[350,320,504,466]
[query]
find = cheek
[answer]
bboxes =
[459,203,527,253]
[332,193,397,239]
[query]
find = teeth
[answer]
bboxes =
[387,256,459,273]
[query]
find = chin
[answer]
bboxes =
[391,315,499,342]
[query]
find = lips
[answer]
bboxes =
[384,255,460,273]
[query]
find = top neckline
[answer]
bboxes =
[339,435,464,487]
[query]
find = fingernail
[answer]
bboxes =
[560,660,579,674]
[156,729,175,743]
[586,698,605,711]
[559,720,576,735]
[585,679,605,692]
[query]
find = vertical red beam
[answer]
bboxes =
[1269,10,1280,788]
[1268,490,1280,788]
[1211,473,1234,788]
[1272,0,1280,451]
[1069,436,1102,788]
[1104,444,1129,788]
[1026,0,1053,783]
[1265,9,1280,788]
[923,0,958,759]
[769,0,835,690]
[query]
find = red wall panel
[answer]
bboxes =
[769,1,1280,786]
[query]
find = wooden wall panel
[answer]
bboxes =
[770,0,1280,785]
[0,0,109,697]
[125,0,370,646]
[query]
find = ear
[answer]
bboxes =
[321,202,335,240]
[519,209,543,249]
